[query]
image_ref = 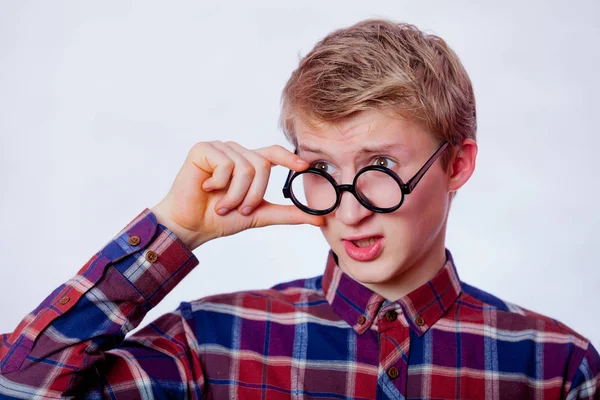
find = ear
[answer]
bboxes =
[448,139,478,192]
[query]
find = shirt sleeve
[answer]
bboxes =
[566,342,600,400]
[0,209,204,399]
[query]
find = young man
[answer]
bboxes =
[0,19,597,399]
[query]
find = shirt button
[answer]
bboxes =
[384,310,398,322]
[415,316,425,326]
[145,250,158,263]
[387,367,400,379]
[59,296,70,305]
[128,235,141,246]
[357,315,367,325]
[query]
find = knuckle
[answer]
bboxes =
[237,166,255,180]
[190,141,207,154]
[208,141,226,152]
[257,157,271,170]
[225,141,241,148]
[222,160,235,171]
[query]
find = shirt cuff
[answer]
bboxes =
[101,208,199,307]
[104,208,200,307]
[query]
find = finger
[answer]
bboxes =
[251,201,325,228]
[255,145,310,172]
[225,142,271,215]
[190,143,235,191]
[211,141,255,213]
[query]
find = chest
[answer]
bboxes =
[200,321,567,399]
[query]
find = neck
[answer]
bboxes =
[362,227,448,301]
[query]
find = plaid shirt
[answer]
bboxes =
[0,209,598,399]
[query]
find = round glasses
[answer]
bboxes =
[282,142,449,215]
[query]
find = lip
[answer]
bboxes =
[341,236,384,262]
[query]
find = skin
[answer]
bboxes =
[151,108,477,301]
[151,143,324,250]
[294,109,477,300]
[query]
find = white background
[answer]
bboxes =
[1,1,598,347]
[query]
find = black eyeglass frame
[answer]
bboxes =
[282,142,450,215]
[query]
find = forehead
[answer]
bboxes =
[293,109,434,157]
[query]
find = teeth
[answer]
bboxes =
[353,238,377,248]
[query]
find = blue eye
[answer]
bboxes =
[371,157,397,169]
[312,161,338,175]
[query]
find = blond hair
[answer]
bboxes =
[280,19,477,168]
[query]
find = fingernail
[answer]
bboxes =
[296,158,307,164]
[217,208,229,215]
[241,206,252,215]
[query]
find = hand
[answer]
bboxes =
[151,141,324,250]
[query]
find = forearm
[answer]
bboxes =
[0,209,199,397]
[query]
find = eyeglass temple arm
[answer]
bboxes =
[406,142,450,193]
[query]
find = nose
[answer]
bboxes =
[334,186,374,226]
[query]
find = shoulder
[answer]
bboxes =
[459,281,592,351]
[460,282,586,337]
[452,283,600,395]
[175,274,346,347]
[181,274,327,318]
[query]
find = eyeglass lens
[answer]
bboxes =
[289,169,403,212]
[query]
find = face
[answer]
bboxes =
[294,109,456,297]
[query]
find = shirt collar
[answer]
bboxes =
[321,249,462,337]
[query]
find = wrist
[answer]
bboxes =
[150,205,203,250]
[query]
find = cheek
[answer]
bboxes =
[319,217,347,251]
[386,178,449,239]
[319,216,336,239]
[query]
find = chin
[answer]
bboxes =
[340,255,403,285]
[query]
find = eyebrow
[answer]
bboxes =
[298,143,404,158]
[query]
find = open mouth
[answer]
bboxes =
[342,236,384,262]
[352,237,379,248]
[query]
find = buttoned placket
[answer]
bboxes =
[377,303,411,398]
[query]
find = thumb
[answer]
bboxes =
[251,201,325,228]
